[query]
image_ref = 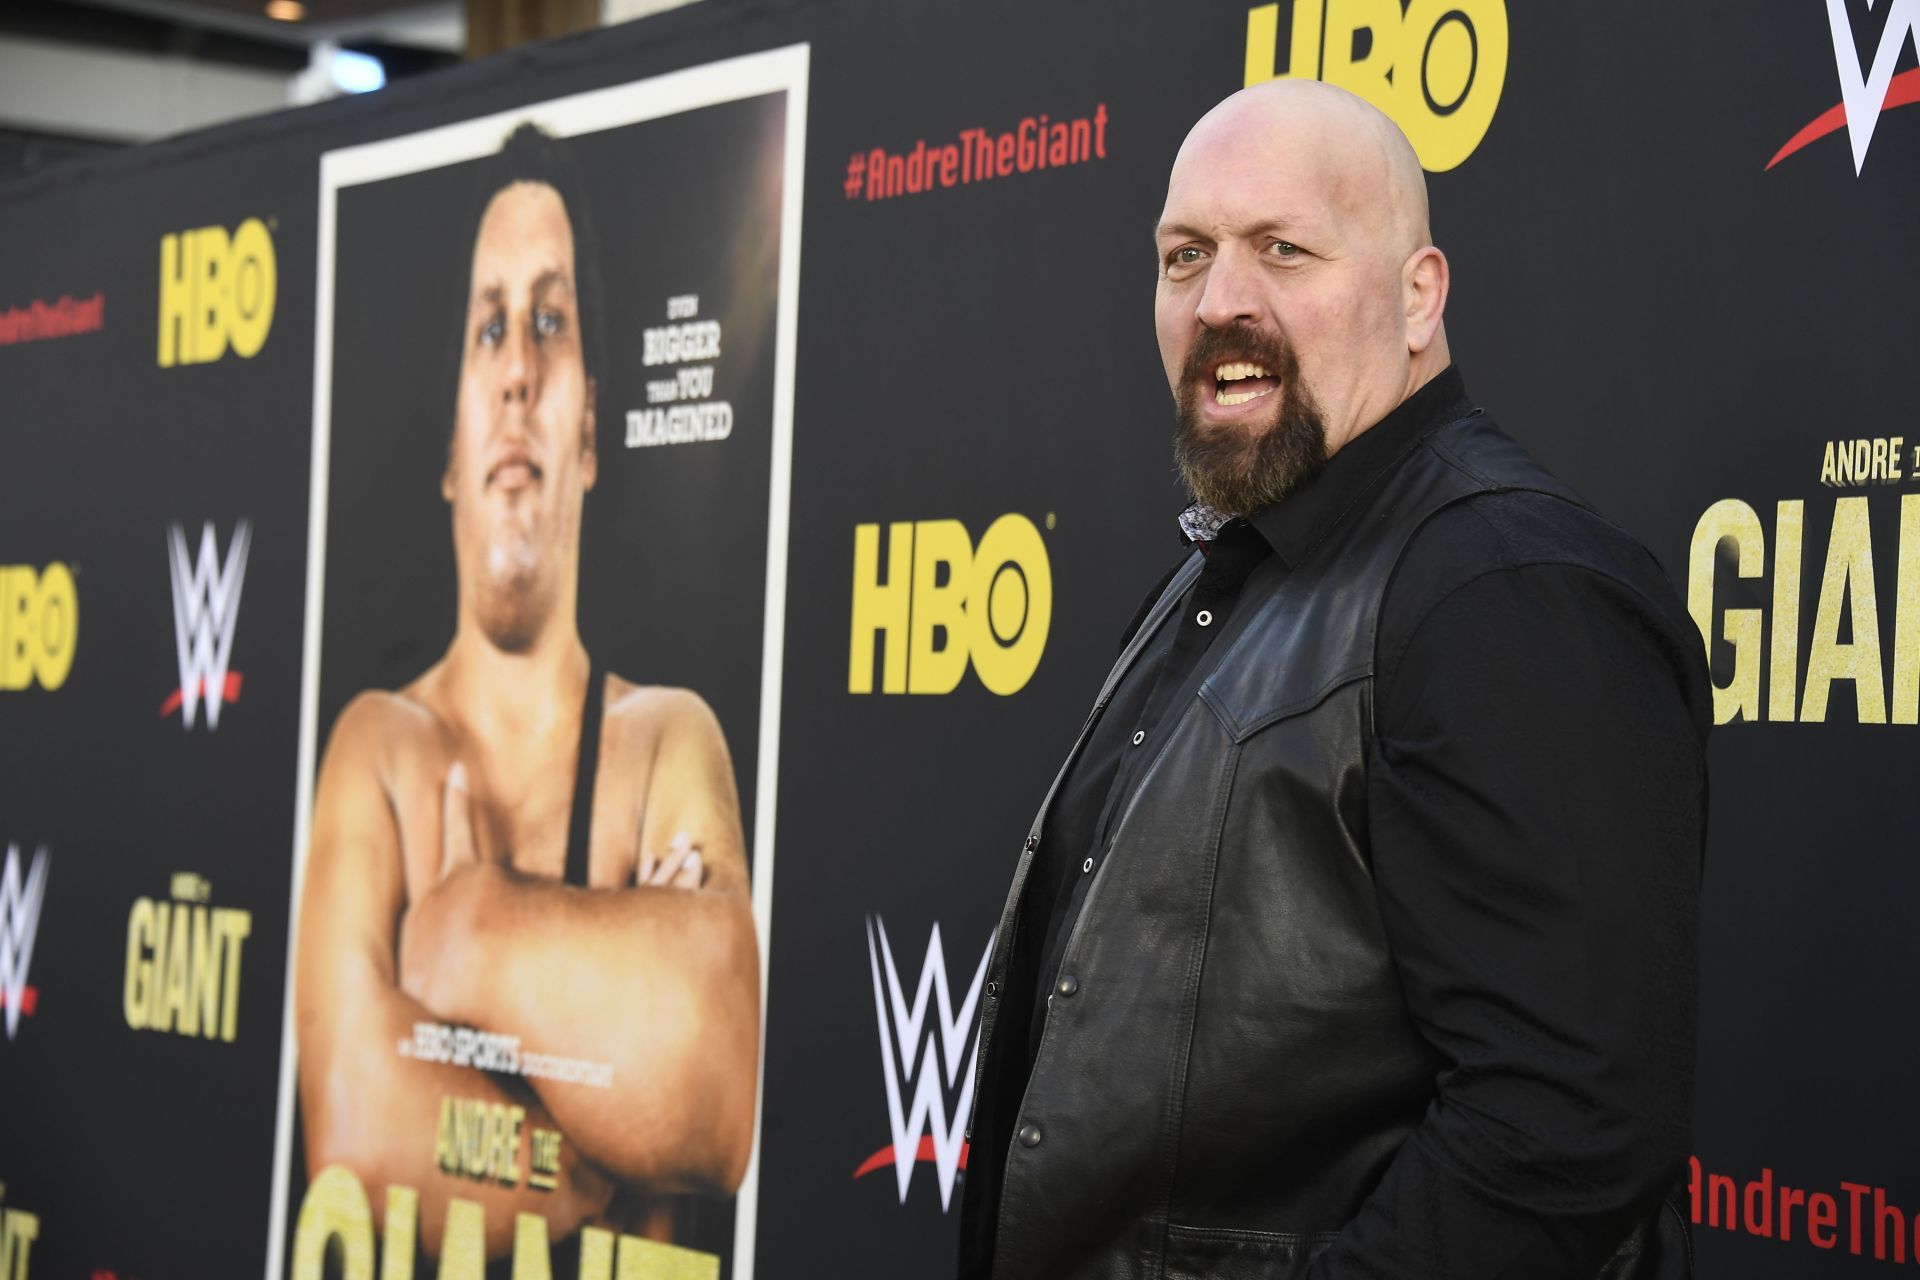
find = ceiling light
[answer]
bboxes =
[330,49,386,93]
[265,0,305,21]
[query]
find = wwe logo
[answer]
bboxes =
[863,916,992,1210]
[165,520,251,730]
[1826,0,1920,172]
[0,843,49,1041]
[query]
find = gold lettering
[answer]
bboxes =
[1687,499,1764,724]
[1803,496,1885,723]
[1770,501,1804,722]
[615,1236,720,1280]
[511,1215,552,1280]
[382,1186,418,1280]
[183,903,214,1038]
[124,898,155,1028]
[436,1199,485,1280]
[908,519,971,695]
[437,1097,459,1174]
[578,1228,616,1280]
[848,522,913,693]
[290,1166,375,1280]
[1243,3,1281,84]
[218,908,249,1041]
[159,902,193,1033]
[1892,494,1920,724]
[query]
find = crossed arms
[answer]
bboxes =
[294,687,759,1256]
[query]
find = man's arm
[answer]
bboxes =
[296,694,615,1257]
[399,688,760,1196]
[1310,541,1710,1276]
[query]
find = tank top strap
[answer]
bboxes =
[563,663,606,888]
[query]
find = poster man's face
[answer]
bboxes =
[444,179,597,652]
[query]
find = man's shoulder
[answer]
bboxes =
[602,677,724,751]
[1384,487,1691,656]
[1400,487,1663,588]
[334,684,441,741]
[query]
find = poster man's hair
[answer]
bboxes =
[445,121,608,444]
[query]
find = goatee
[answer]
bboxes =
[1172,323,1328,516]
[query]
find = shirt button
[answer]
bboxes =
[1082,857,1093,873]
[1056,975,1078,997]
[1018,1123,1043,1148]
[1196,609,1213,627]
[1024,835,1038,852]
[1131,730,1145,746]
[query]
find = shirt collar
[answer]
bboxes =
[1237,365,1477,569]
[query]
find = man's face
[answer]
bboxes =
[444,180,596,652]
[1154,94,1418,513]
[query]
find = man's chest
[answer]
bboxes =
[392,740,644,900]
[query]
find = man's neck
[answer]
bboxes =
[439,618,591,746]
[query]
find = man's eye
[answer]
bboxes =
[534,309,564,338]
[479,314,504,346]
[1167,246,1206,269]
[1269,240,1302,258]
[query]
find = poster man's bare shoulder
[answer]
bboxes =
[314,676,464,901]
[600,678,748,898]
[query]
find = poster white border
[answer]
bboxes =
[270,42,808,1280]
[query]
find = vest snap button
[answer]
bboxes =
[1018,1123,1043,1148]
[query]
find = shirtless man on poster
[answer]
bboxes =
[295,125,760,1259]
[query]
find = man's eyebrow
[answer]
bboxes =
[530,267,576,298]
[1153,216,1313,243]
[470,269,574,311]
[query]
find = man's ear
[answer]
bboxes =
[441,434,458,504]
[580,374,598,493]
[1403,245,1450,355]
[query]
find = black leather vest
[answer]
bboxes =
[961,414,1685,1279]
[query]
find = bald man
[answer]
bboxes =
[960,83,1708,1279]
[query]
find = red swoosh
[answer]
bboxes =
[853,1136,971,1179]
[1768,66,1920,169]
[158,671,243,718]
[0,985,38,1015]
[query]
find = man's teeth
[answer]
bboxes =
[1214,361,1275,406]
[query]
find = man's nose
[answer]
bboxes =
[500,314,537,406]
[1194,247,1264,331]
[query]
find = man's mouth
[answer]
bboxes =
[486,451,543,491]
[1213,361,1280,407]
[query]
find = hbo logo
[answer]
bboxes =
[158,217,277,368]
[1,563,78,692]
[849,515,1052,696]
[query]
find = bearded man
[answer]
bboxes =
[959,82,1709,1279]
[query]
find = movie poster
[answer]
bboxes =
[270,48,807,1279]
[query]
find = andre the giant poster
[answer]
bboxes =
[270,47,807,1279]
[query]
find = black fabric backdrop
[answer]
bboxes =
[1,1,1916,1276]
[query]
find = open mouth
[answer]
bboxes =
[486,452,542,490]
[1213,361,1280,407]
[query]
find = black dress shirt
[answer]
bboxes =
[975,367,1709,1274]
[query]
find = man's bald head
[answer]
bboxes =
[1182,80,1431,256]
[1154,80,1451,513]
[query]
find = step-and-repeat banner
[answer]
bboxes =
[1,2,1915,1276]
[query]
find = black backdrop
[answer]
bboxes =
[2,1,1918,1276]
